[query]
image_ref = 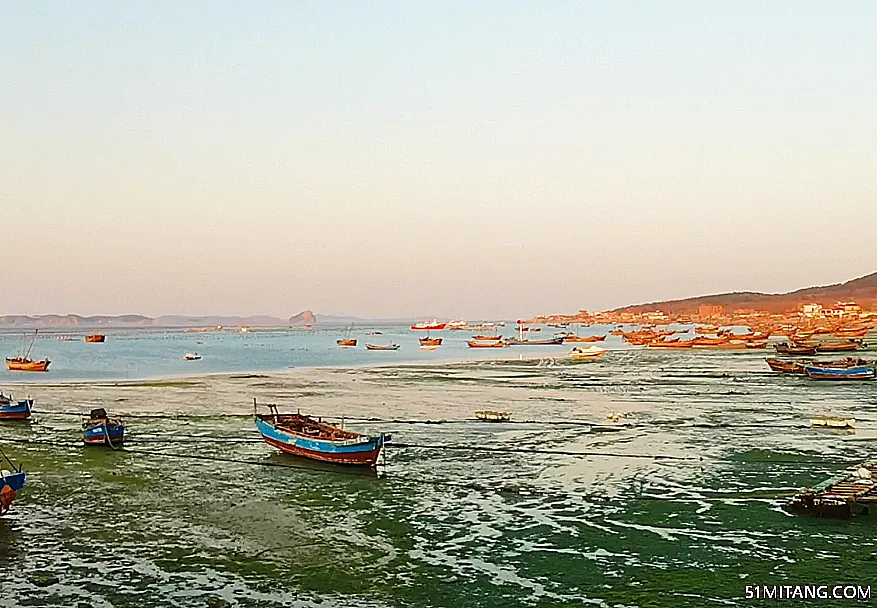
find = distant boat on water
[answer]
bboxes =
[6,330,50,372]
[419,337,442,347]
[365,343,400,351]
[85,334,106,343]
[337,325,357,347]
[184,352,202,360]
[411,320,446,331]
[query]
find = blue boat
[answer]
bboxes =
[804,364,877,381]
[254,402,390,467]
[0,393,33,420]
[1,453,26,516]
[82,408,126,447]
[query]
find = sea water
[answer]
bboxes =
[1,332,875,607]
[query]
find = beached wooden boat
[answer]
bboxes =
[419,337,443,347]
[804,363,876,380]
[647,339,694,348]
[765,358,805,374]
[570,346,606,361]
[810,417,855,429]
[0,456,26,517]
[471,335,502,341]
[743,341,768,349]
[475,410,511,422]
[786,461,877,518]
[85,334,106,343]
[692,336,730,346]
[82,408,126,447]
[254,403,389,466]
[365,343,400,351]
[336,339,357,347]
[467,340,508,348]
[774,343,817,356]
[815,341,862,353]
[0,394,33,420]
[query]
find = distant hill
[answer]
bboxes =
[617,271,877,314]
[289,310,316,325]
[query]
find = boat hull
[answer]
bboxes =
[255,417,386,466]
[804,364,876,380]
[83,422,126,446]
[365,344,399,351]
[0,399,33,420]
[467,340,507,348]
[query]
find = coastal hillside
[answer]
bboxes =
[0,312,313,328]
[617,271,877,314]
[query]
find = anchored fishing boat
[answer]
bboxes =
[419,337,443,347]
[82,408,126,447]
[0,452,26,517]
[471,335,502,341]
[774,342,817,356]
[253,401,390,467]
[184,352,202,360]
[411,320,446,331]
[6,330,50,372]
[365,343,400,351]
[564,334,607,343]
[85,334,106,343]
[803,363,876,381]
[466,340,508,348]
[337,325,357,347]
[0,393,33,420]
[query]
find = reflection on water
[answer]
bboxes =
[1,347,876,606]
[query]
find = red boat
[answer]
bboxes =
[419,337,443,347]
[472,335,502,341]
[411,320,446,331]
[336,339,357,347]
[85,334,106,343]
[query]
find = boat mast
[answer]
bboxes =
[23,329,38,360]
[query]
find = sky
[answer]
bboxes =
[2,1,876,319]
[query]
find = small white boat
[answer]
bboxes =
[570,346,607,361]
[810,417,855,429]
[184,353,202,361]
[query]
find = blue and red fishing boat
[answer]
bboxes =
[0,393,33,420]
[253,401,390,467]
[0,452,26,516]
[804,363,876,381]
[82,408,126,447]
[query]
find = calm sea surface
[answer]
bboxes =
[1,327,876,607]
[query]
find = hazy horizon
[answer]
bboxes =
[3,2,876,319]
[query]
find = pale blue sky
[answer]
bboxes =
[2,1,876,318]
